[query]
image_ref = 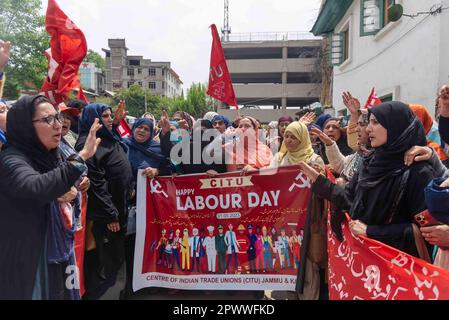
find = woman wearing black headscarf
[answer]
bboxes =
[300,101,435,258]
[75,103,133,299]
[0,95,101,299]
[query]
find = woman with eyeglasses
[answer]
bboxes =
[121,117,171,298]
[75,103,133,300]
[0,95,101,299]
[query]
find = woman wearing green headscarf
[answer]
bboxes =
[270,121,324,170]
[268,121,327,300]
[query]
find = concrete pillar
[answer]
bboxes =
[282,46,288,110]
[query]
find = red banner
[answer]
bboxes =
[328,215,449,300]
[207,24,238,109]
[40,0,87,104]
[73,192,87,296]
[133,166,311,291]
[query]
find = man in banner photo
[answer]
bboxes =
[133,165,311,291]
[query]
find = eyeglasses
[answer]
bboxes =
[32,113,65,126]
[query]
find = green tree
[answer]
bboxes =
[85,49,106,73]
[114,84,162,118]
[0,0,49,99]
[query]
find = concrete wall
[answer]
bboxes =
[218,109,304,124]
[331,0,449,116]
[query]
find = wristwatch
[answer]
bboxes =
[67,153,86,165]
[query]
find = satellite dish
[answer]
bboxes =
[388,4,404,22]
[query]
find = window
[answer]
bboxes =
[329,31,347,66]
[127,81,134,88]
[380,94,393,102]
[162,81,165,89]
[162,68,165,76]
[149,82,156,89]
[149,68,156,76]
[138,68,142,75]
[129,59,140,66]
[138,81,142,87]
[127,68,134,76]
[361,0,395,36]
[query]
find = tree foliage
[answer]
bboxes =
[0,0,49,99]
[85,49,106,73]
[104,83,218,119]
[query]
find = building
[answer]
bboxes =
[103,39,183,98]
[311,0,449,117]
[79,62,106,95]
[219,32,322,123]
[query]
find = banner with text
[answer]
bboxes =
[328,216,449,300]
[134,165,311,291]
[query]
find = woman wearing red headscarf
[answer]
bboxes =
[226,116,273,172]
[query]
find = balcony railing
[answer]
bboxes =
[223,31,321,42]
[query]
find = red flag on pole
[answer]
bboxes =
[207,24,238,109]
[40,0,87,105]
[117,119,132,139]
[364,87,382,109]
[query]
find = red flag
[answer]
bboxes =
[40,0,87,104]
[363,87,382,109]
[207,24,238,109]
[117,119,132,139]
[328,215,449,300]
[77,87,88,103]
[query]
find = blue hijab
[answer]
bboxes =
[212,114,231,128]
[78,103,122,142]
[124,118,165,180]
[314,114,332,131]
[0,129,5,145]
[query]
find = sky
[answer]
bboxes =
[41,0,322,90]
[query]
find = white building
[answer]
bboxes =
[311,0,449,117]
[79,62,105,95]
[103,39,183,98]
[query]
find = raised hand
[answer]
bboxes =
[159,110,171,134]
[342,91,361,116]
[113,100,127,125]
[309,126,333,146]
[439,85,449,118]
[177,119,189,131]
[0,40,11,72]
[79,118,102,160]
[299,112,317,126]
